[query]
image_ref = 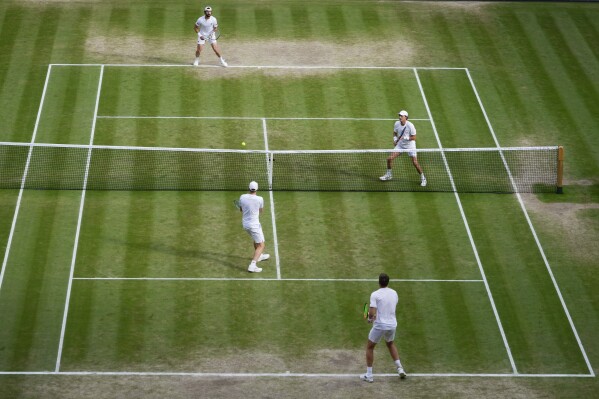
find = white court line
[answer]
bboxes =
[0,65,53,295]
[96,115,429,121]
[262,119,282,279]
[55,65,105,373]
[465,68,595,377]
[414,69,518,374]
[51,63,467,70]
[0,371,593,378]
[72,277,483,282]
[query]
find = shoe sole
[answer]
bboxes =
[360,377,374,383]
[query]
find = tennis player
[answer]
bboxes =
[380,110,427,187]
[361,273,407,383]
[193,6,228,67]
[238,181,269,273]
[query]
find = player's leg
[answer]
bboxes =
[210,41,228,66]
[194,42,204,66]
[384,330,406,379]
[410,153,426,186]
[380,152,400,181]
[247,227,266,272]
[361,328,382,382]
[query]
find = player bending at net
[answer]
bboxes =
[193,6,227,67]
[238,181,270,273]
[380,110,427,187]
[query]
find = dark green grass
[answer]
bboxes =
[1,1,598,398]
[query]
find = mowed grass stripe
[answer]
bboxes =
[416,70,495,148]
[557,12,599,96]
[275,192,479,280]
[458,194,589,374]
[0,8,58,143]
[575,11,599,63]
[504,11,597,178]
[0,6,24,94]
[35,66,101,144]
[523,11,598,129]
[0,191,83,370]
[461,14,533,141]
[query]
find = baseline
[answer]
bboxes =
[0,371,592,378]
[72,277,483,282]
[50,63,467,71]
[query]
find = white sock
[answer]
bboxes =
[250,260,256,265]
[394,360,402,368]
[195,57,199,62]
[387,169,392,175]
[421,173,425,179]
[367,367,373,375]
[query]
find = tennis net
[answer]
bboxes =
[0,142,561,193]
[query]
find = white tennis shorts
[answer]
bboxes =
[197,35,217,45]
[394,141,417,158]
[368,326,396,343]
[244,226,265,244]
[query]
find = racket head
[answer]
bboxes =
[233,199,241,209]
[213,30,221,40]
[363,302,369,319]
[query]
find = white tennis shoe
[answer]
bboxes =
[248,264,262,273]
[360,374,374,383]
[420,176,427,187]
[193,60,199,66]
[398,367,407,379]
[258,254,270,262]
[220,58,228,67]
[379,174,392,181]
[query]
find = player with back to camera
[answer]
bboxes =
[361,273,407,383]
[380,110,427,187]
[238,181,270,273]
[193,6,228,67]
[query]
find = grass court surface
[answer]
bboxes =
[0,1,598,398]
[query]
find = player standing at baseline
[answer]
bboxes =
[380,110,427,186]
[193,6,228,67]
[361,273,407,383]
[238,181,270,273]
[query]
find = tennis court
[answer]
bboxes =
[0,64,591,380]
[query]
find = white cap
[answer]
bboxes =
[249,181,258,191]
[204,6,212,12]
[398,110,408,117]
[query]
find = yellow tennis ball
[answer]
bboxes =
[241,142,246,146]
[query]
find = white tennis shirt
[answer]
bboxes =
[394,120,416,148]
[370,287,398,329]
[195,15,218,36]
[239,193,263,229]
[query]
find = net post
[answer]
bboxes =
[556,146,564,194]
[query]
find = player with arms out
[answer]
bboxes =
[380,110,426,187]
[238,181,270,273]
[361,273,407,383]
[193,6,227,67]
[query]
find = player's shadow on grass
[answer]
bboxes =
[104,237,246,272]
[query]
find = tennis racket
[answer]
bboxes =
[233,199,241,210]
[200,30,221,41]
[363,303,369,320]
